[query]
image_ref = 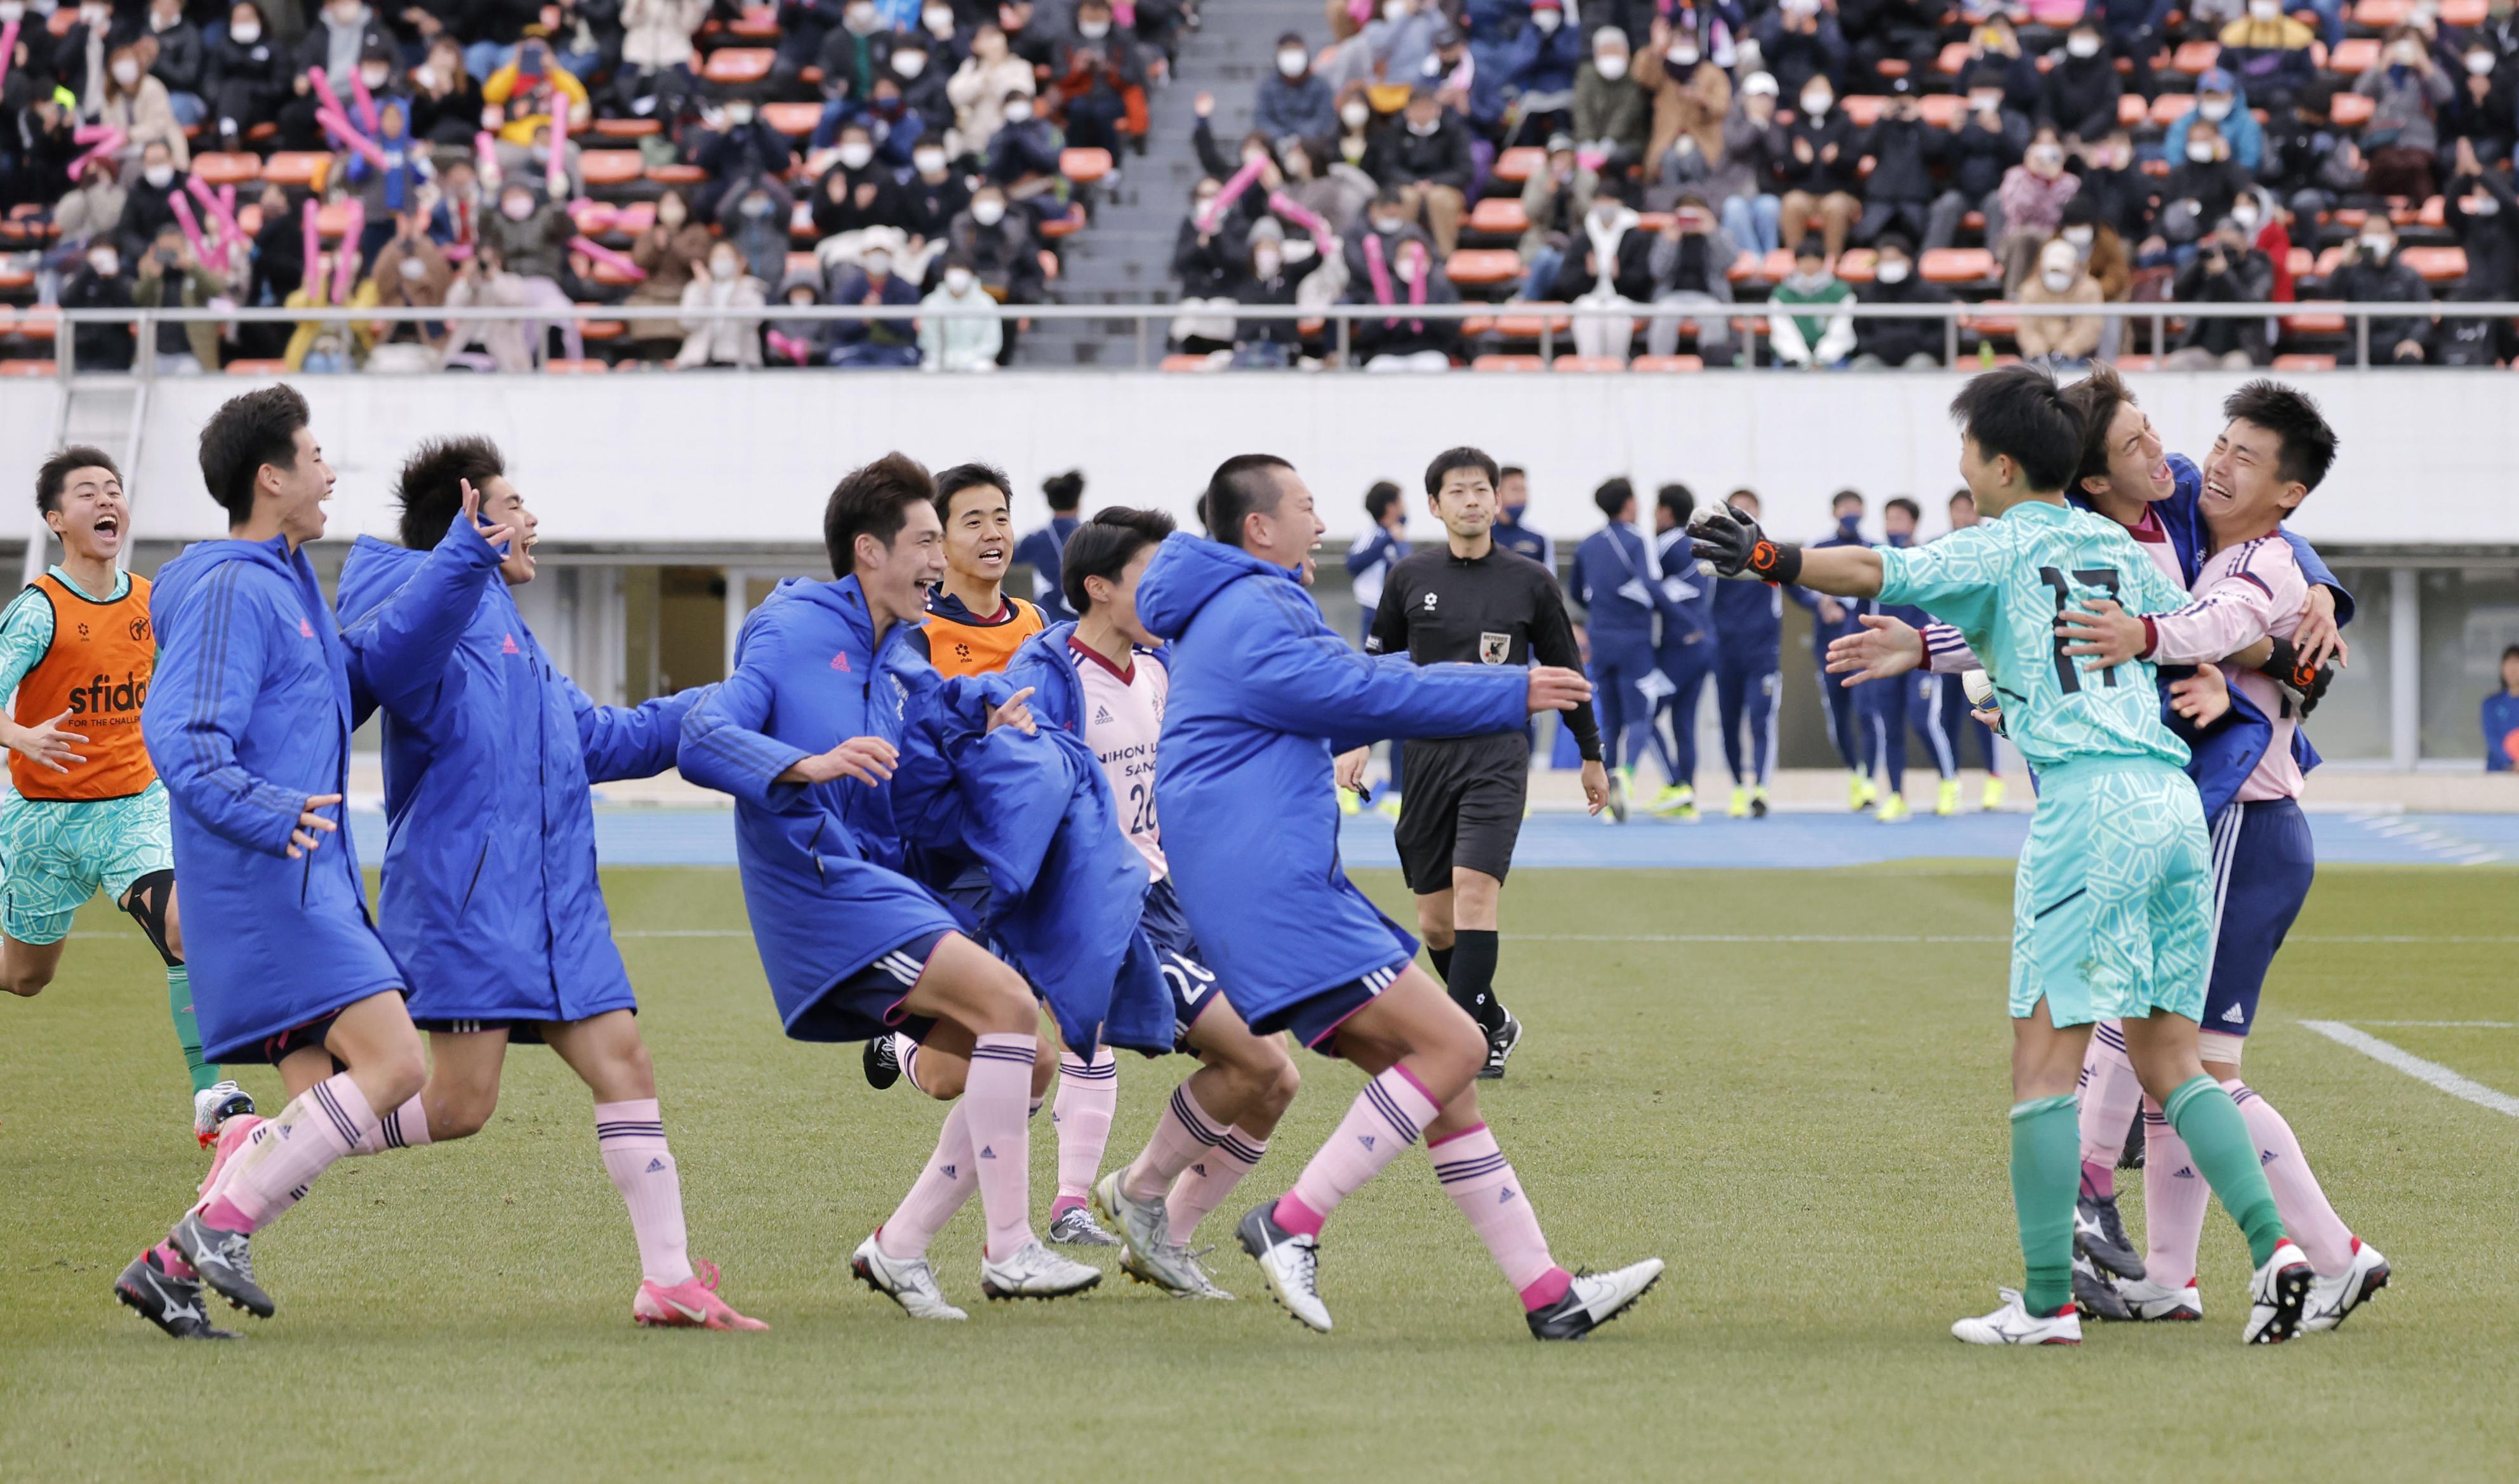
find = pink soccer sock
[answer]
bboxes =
[2141,1101,2210,1290]
[2076,1021,2141,1200]
[897,1036,924,1094]
[354,1095,432,1155]
[1273,1065,1441,1239]
[964,1032,1039,1262]
[1429,1123,1569,1311]
[201,1073,376,1233]
[879,1103,980,1259]
[595,1099,693,1287]
[1123,1079,1228,1205]
[2224,1080,2355,1275]
[1050,1045,1118,1216]
[1166,1122,1267,1246]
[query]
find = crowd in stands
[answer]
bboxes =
[0,0,1186,370]
[1164,0,2519,371]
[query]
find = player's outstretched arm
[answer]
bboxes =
[677,640,819,806]
[575,679,712,784]
[1826,614,1929,686]
[340,484,515,724]
[1689,507,1884,600]
[1234,589,1529,752]
[142,567,322,858]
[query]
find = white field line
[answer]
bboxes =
[2299,1021,2519,1118]
[2353,1021,2518,1028]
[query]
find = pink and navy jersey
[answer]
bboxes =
[2146,534,2309,802]
[1070,635,1168,882]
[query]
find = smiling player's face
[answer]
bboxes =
[941,484,1012,585]
[269,425,335,547]
[858,499,946,625]
[46,465,127,564]
[2101,402,2174,504]
[2200,417,2301,539]
[476,475,540,586]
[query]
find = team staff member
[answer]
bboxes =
[1011,468,1085,622]
[1790,490,1874,811]
[1709,488,1783,818]
[1569,477,1659,821]
[1340,447,1609,1080]
[1647,484,1717,820]
[1490,465,1554,569]
[922,463,1047,678]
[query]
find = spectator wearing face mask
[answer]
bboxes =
[823,244,923,366]
[1190,93,1289,240]
[2166,216,2272,368]
[2057,193,2132,304]
[1521,133,1592,296]
[621,185,712,350]
[1854,79,1944,249]
[2041,25,2124,142]
[2435,144,2518,362]
[910,1,965,71]
[1329,0,1440,93]
[2356,27,2454,198]
[130,223,224,373]
[112,140,185,263]
[201,2,288,152]
[52,156,128,264]
[482,34,592,158]
[1995,127,2079,292]
[441,243,533,372]
[93,41,190,175]
[1849,232,1950,368]
[2078,0,2167,98]
[1755,0,1848,104]
[1932,74,2025,248]
[616,0,707,112]
[2219,0,2319,112]
[1642,189,1741,362]
[279,0,394,152]
[2440,43,2517,166]
[1771,74,1860,259]
[1364,85,1473,254]
[1257,31,1338,142]
[344,101,432,271]
[366,207,452,372]
[726,179,797,284]
[674,243,767,369]
[1500,0,1584,138]
[1574,27,1649,170]
[901,142,971,243]
[946,24,1034,159]
[885,35,952,141]
[768,270,830,366]
[2066,129,2153,243]
[701,98,799,219]
[985,89,1065,196]
[1278,135,1374,237]
[142,0,208,128]
[948,183,1043,357]
[1346,183,1436,293]
[1050,0,1148,157]
[802,0,897,103]
[1955,15,2041,117]
[1346,232,1459,371]
[2150,117,2251,255]
[1232,225,1327,368]
[2163,70,2264,174]
[1767,238,1853,368]
[2327,216,2434,364]
[919,252,1004,370]
[2014,237,2103,366]
[1643,32,1729,182]
[64,240,136,372]
[410,37,489,144]
[814,123,911,244]
[1546,180,1647,361]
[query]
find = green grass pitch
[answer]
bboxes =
[3,863,2515,1483]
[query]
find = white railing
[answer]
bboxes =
[27,298,2516,375]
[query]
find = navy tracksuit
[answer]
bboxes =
[1710,575,1781,787]
[1650,526,1717,788]
[1939,670,1998,771]
[1792,515,1870,774]
[1571,522,1661,773]
[1853,533,1954,795]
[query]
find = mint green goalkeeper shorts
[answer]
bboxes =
[0,783,172,945]
[2009,758,2212,1028]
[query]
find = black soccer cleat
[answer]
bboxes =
[168,1210,272,1318]
[2075,1191,2145,1280]
[1477,1010,1523,1081]
[2117,1111,2145,1171]
[2073,1252,2133,1322]
[862,1034,901,1091]
[115,1247,238,1340]
[1526,1260,1665,1340]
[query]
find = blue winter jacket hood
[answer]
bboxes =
[1134,535,1526,1031]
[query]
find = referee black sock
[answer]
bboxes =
[1428,944,1455,983]
[1448,930,1507,1037]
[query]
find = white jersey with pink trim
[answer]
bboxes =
[2144,534,2308,802]
[1070,636,1168,880]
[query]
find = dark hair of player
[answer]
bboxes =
[823,451,937,576]
[1947,366,2078,493]
[394,435,504,550]
[36,446,119,515]
[1498,463,1527,485]
[1830,488,1864,513]
[1199,453,1295,548]
[933,461,1011,522]
[1042,468,1086,512]
[1592,477,1634,520]
[1364,480,1403,523]
[1949,487,1976,507]
[1656,483,1694,525]
[2057,361,2134,496]
[1884,496,1922,523]
[2223,380,2338,493]
[199,383,311,526]
[1061,506,1176,615]
[1423,446,1500,497]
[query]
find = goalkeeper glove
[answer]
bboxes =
[2257,635,2335,717]
[1689,506,1803,585]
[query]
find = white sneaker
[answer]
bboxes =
[2242,1238,2316,1344]
[191,1080,254,1146]
[978,1238,1103,1301]
[849,1232,966,1320]
[1950,1287,2082,1346]
[1097,1170,1209,1296]
[2116,1276,2204,1322]
[1525,1258,1665,1340]
[2302,1238,2389,1333]
[1235,1200,1331,1332]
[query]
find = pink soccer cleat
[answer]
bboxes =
[632,1259,767,1331]
[196,1114,264,1200]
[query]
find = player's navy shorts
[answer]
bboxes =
[1250,958,1410,1058]
[1140,875,1226,1050]
[2200,797,2315,1039]
[1394,731,1531,891]
[411,1016,604,1044]
[788,929,953,1044]
[253,988,404,1066]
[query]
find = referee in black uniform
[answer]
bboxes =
[1337,447,1609,1078]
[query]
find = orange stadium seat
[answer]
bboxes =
[2271,354,2338,370]
[1492,147,1546,183]
[761,102,823,136]
[2329,38,2381,74]
[2172,41,2221,74]
[2330,91,2375,125]
[1921,248,1997,284]
[1060,148,1113,184]
[0,359,58,375]
[1470,354,1546,371]
[222,359,289,375]
[192,152,261,186]
[1445,249,1522,287]
[1550,356,1628,372]
[2400,246,2467,281]
[260,152,328,189]
[702,48,774,84]
[1630,354,1705,371]
[1468,197,1529,236]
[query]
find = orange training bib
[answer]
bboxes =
[922,595,1045,679]
[11,572,157,801]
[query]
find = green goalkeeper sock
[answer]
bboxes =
[2008,1094,2080,1316]
[168,964,216,1096]
[2163,1073,2285,1268]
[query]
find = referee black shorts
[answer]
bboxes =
[1392,732,1530,893]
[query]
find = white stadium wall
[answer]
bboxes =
[4,370,2519,549]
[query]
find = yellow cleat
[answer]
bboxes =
[1650,784,1698,820]
[1936,779,1961,816]
[1727,786,1751,819]
[1877,792,1911,823]
[1849,772,1877,812]
[1375,796,1402,822]
[1981,776,2008,811]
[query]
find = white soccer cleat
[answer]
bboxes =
[849,1233,967,1321]
[2115,1276,2204,1322]
[1236,1200,1331,1332]
[2242,1239,2316,1344]
[2302,1237,2389,1333]
[1950,1287,2082,1346]
[191,1081,254,1147]
[978,1238,1103,1301]
[1096,1170,1212,1297]
[1526,1259,1664,1340]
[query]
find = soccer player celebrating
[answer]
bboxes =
[997,507,1305,1299]
[1138,453,1664,1339]
[1339,447,1609,1080]
[327,437,763,1331]
[681,453,1101,1316]
[2053,383,2389,1331]
[1,448,253,1143]
[116,386,513,1338]
[922,462,1047,680]
[1708,488,1782,819]
[1569,477,1660,822]
[1694,368,2316,1346]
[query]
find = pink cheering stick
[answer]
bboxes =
[168,190,223,274]
[569,235,646,280]
[67,126,126,182]
[475,130,503,189]
[1197,154,1265,235]
[319,106,391,169]
[307,66,352,129]
[185,173,248,256]
[332,199,364,301]
[0,18,20,96]
[346,62,381,134]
